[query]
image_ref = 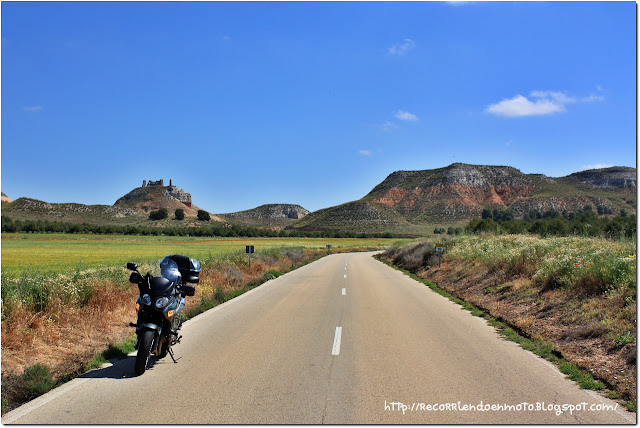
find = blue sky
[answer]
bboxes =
[1,1,636,213]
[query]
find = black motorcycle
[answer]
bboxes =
[127,254,200,375]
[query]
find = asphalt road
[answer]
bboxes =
[3,252,635,424]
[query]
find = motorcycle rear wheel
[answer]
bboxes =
[135,330,154,376]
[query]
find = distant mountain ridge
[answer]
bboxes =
[563,167,636,189]
[288,163,636,233]
[217,204,310,228]
[2,182,309,228]
[2,197,144,225]
[2,165,635,232]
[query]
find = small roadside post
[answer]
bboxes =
[326,244,332,254]
[435,244,444,267]
[246,245,255,268]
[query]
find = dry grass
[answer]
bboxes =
[2,280,138,376]
[387,241,435,272]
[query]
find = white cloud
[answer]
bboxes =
[388,38,415,56]
[583,85,605,102]
[395,110,419,121]
[382,120,398,132]
[581,163,614,171]
[530,90,577,104]
[380,110,418,132]
[487,89,606,118]
[582,94,605,103]
[486,95,564,117]
[359,150,372,156]
[23,106,43,112]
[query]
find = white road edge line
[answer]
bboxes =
[342,288,346,295]
[332,327,342,356]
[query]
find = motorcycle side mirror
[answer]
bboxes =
[129,272,143,284]
[127,263,138,271]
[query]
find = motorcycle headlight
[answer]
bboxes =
[141,294,152,306]
[155,297,170,308]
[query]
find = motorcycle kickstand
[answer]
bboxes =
[168,347,178,364]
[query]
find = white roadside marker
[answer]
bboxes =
[332,327,342,355]
[344,274,347,279]
[342,288,346,295]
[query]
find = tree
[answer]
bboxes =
[501,211,514,221]
[197,210,211,221]
[2,215,16,232]
[174,209,185,220]
[149,208,168,221]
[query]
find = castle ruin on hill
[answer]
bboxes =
[142,179,192,207]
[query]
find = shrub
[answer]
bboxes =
[174,209,185,220]
[213,287,226,304]
[22,364,55,399]
[262,270,281,281]
[284,249,305,264]
[149,208,168,221]
[390,241,435,272]
[197,210,211,221]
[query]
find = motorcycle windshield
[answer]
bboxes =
[148,276,175,297]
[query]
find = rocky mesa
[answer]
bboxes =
[288,163,636,233]
[114,179,205,218]
[217,204,310,229]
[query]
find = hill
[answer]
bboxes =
[287,163,636,233]
[1,197,145,225]
[216,204,310,229]
[113,183,214,219]
[3,180,220,225]
[1,192,12,203]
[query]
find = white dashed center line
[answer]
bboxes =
[332,327,342,355]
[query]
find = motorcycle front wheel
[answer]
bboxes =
[135,330,155,376]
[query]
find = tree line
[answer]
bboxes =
[0,215,400,239]
[467,206,636,239]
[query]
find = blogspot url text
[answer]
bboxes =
[384,401,618,416]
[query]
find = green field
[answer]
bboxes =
[1,233,408,276]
